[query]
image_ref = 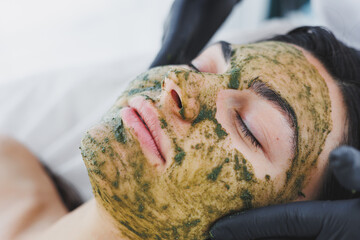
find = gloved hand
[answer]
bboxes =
[150,0,241,68]
[209,146,360,240]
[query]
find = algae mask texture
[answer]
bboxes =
[80,41,332,240]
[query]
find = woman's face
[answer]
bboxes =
[81,41,338,240]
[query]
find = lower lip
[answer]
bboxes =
[120,107,165,167]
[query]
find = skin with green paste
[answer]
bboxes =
[80,42,332,239]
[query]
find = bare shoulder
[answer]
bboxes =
[0,135,67,240]
[0,135,55,197]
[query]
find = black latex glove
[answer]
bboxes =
[150,0,241,68]
[209,146,360,240]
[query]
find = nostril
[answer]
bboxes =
[171,89,182,109]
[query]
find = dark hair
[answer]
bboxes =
[267,26,360,200]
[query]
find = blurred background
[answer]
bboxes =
[0,0,170,84]
[0,0,359,200]
[1,0,358,85]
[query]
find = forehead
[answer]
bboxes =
[228,41,330,122]
[228,41,332,181]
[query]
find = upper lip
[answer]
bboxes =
[128,97,168,164]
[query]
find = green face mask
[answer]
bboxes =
[81,41,332,240]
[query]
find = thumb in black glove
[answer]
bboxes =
[209,146,360,240]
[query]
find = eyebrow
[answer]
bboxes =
[249,78,298,152]
[216,41,232,62]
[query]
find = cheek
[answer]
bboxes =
[172,122,297,216]
[161,121,274,207]
[160,121,228,188]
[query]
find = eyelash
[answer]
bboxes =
[236,112,261,149]
[188,62,200,72]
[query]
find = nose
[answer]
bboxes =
[160,69,200,121]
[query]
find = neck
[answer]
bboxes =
[39,199,130,240]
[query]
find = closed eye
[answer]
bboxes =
[235,111,261,149]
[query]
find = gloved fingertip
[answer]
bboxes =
[329,146,355,168]
[329,146,360,190]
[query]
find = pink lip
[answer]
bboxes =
[120,97,169,169]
